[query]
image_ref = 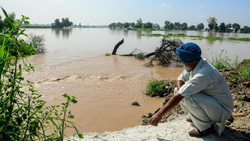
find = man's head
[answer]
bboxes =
[176,43,202,71]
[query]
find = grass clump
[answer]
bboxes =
[105,52,111,56]
[205,36,222,41]
[228,37,250,42]
[145,77,169,97]
[167,33,186,37]
[141,33,164,37]
[134,53,145,60]
[230,60,250,82]
[211,50,240,70]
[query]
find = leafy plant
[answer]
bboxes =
[145,76,170,97]
[134,53,145,60]
[28,33,46,53]
[0,7,83,141]
[105,52,110,56]
[211,50,239,70]
[230,60,250,82]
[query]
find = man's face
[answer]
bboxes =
[184,63,192,72]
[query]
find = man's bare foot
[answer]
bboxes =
[188,126,215,137]
[186,117,193,123]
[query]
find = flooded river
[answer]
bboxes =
[23,28,250,135]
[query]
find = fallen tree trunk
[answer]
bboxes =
[112,39,124,55]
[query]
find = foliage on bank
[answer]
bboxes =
[0,7,83,140]
[145,75,175,97]
[141,33,250,42]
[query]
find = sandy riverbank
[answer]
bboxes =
[64,115,239,141]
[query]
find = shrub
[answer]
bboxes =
[28,33,46,53]
[134,53,145,60]
[105,52,110,56]
[211,50,239,70]
[230,60,250,82]
[0,7,83,140]
[145,76,170,97]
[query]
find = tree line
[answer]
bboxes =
[51,18,73,28]
[109,18,160,29]
[109,17,250,33]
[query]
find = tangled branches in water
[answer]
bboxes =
[144,37,183,66]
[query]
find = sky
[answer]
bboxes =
[1,0,250,27]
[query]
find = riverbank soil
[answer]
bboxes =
[142,61,250,140]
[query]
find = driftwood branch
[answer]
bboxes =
[112,38,124,55]
[144,37,183,66]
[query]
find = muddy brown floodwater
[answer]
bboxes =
[22,28,250,136]
[23,55,183,136]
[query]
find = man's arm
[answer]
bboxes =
[149,93,184,126]
[177,79,185,90]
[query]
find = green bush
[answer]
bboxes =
[134,53,145,60]
[105,52,110,56]
[230,60,250,82]
[0,7,83,140]
[28,33,46,53]
[145,77,169,97]
[211,50,239,70]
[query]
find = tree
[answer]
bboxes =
[153,23,160,29]
[123,22,130,29]
[181,22,188,30]
[196,23,204,31]
[116,22,123,28]
[240,26,250,33]
[214,23,219,32]
[218,22,226,32]
[188,25,196,30]
[207,17,217,31]
[54,19,60,28]
[164,20,171,30]
[144,22,153,28]
[109,23,116,28]
[232,23,241,33]
[169,23,174,30]
[131,22,135,28]
[174,22,181,30]
[52,17,72,28]
[225,23,232,32]
[135,18,143,28]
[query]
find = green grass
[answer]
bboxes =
[145,77,170,97]
[141,33,250,42]
[228,37,250,42]
[230,60,250,82]
[141,33,164,37]
[167,33,186,37]
[205,36,222,41]
[134,53,145,60]
[105,52,111,56]
[211,50,239,70]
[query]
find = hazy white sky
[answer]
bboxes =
[1,0,250,27]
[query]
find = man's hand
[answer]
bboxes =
[149,114,162,126]
[149,93,184,127]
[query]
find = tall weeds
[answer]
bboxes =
[211,50,240,70]
[0,7,83,140]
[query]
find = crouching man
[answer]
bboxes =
[149,43,233,137]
